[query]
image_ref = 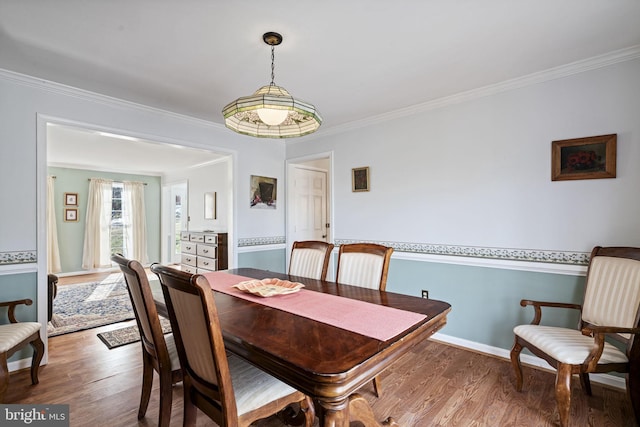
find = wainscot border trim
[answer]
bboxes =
[238,236,286,247]
[0,250,37,266]
[334,240,590,266]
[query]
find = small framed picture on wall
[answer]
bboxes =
[65,208,78,222]
[352,167,370,192]
[65,192,78,206]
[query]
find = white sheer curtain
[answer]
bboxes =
[122,181,148,264]
[47,176,62,273]
[82,178,113,269]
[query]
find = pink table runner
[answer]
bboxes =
[202,271,427,341]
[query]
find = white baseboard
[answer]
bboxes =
[8,357,35,373]
[431,332,627,391]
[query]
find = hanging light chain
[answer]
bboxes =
[270,44,276,86]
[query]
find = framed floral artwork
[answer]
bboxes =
[65,192,78,206]
[551,134,616,181]
[352,167,369,192]
[65,208,78,222]
[250,175,277,209]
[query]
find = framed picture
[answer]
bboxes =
[65,208,78,222]
[65,192,78,206]
[204,191,217,220]
[551,134,616,181]
[352,167,370,192]
[250,175,277,209]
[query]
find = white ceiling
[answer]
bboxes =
[3,1,640,170]
[47,123,226,175]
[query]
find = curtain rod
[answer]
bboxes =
[87,179,147,185]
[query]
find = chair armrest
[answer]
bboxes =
[577,325,640,371]
[0,299,33,323]
[520,299,582,325]
[582,325,640,336]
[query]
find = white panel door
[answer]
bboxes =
[291,167,327,242]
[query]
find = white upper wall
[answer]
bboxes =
[287,58,640,252]
[164,159,231,233]
[0,70,287,256]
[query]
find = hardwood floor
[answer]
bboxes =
[5,321,637,427]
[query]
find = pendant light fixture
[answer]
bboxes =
[222,32,322,138]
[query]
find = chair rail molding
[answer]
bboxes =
[238,236,286,248]
[0,250,37,267]
[335,240,590,276]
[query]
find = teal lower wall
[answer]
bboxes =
[237,249,287,273]
[239,248,585,352]
[387,258,585,350]
[0,272,38,362]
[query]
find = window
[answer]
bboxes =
[111,182,124,255]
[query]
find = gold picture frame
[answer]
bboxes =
[64,192,78,206]
[64,208,78,222]
[352,167,370,192]
[551,134,616,181]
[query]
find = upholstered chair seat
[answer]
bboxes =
[0,299,44,403]
[227,353,302,416]
[0,323,41,352]
[513,325,628,364]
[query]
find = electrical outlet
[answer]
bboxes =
[421,290,429,299]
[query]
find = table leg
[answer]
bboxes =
[348,394,399,427]
[317,398,350,427]
[317,394,399,427]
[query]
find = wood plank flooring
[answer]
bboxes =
[5,272,637,426]
[6,326,637,427]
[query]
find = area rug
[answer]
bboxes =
[48,273,135,337]
[97,317,172,349]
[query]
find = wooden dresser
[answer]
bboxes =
[180,231,228,274]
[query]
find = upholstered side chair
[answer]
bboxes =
[288,240,334,281]
[511,246,640,427]
[0,299,44,403]
[335,242,394,398]
[112,254,182,427]
[150,264,315,427]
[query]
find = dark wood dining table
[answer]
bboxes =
[154,267,451,427]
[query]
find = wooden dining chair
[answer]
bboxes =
[511,246,640,427]
[288,240,334,280]
[150,264,315,427]
[335,242,394,397]
[111,254,182,427]
[0,299,43,403]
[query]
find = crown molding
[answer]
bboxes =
[0,67,227,132]
[3,44,640,142]
[313,45,640,139]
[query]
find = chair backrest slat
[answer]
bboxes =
[289,241,334,280]
[583,255,640,338]
[336,243,393,291]
[165,286,218,383]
